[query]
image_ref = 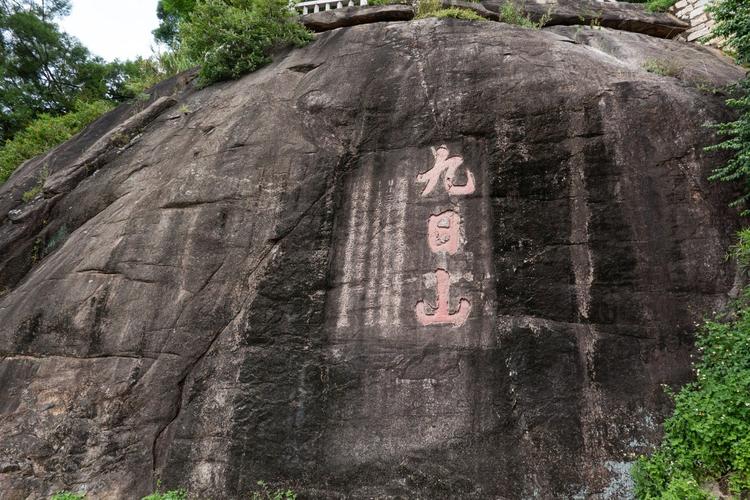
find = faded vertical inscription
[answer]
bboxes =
[415,145,474,327]
[336,171,408,329]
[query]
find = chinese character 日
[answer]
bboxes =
[427,210,460,255]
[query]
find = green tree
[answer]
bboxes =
[705,0,750,213]
[0,1,196,186]
[709,0,750,65]
[0,0,130,142]
[153,0,197,46]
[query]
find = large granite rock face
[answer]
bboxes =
[0,17,745,499]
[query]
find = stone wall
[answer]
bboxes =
[671,0,716,43]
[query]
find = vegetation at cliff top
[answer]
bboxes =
[178,0,313,85]
[0,0,311,187]
[644,0,678,13]
[415,0,487,22]
[154,0,197,46]
[620,0,678,13]
[429,8,487,21]
[498,1,542,28]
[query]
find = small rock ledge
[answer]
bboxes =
[300,5,414,31]
[299,0,689,39]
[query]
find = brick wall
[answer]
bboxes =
[671,0,717,44]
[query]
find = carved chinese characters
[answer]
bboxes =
[427,210,460,255]
[415,269,471,326]
[415,145,474,327]
[416,145,476,197]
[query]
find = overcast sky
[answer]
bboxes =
[59,0,161,61]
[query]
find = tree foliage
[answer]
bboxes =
[0,99,112,184]
[704,0,750,214]
[611,0,677,12]
[707,81,750,213]
[708,0,750,65]
[153,0,197,46]
[0,1,115,141]
[0,0,160,146]
[0,1,193,186]
[179,0,312,85]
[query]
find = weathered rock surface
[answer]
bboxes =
[483,0,690,38]
[299,4,414,32]
[0,16,745,499]
[549,25,745,87]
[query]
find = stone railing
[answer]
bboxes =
[294,0,368,15]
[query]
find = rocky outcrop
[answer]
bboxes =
[549,24,743,87]
[300,0,690,38]
[484,0,690,38]
[0,15,745,500]
[299,4,414,32]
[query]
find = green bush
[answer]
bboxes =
[415,0,440,17]
[50,492,85,500]
[707,81,750,213]
[617,0,677,11]
[251,480,296,500]
[705,0,750,213]
[416,5,486,21]
[179,0,313,86]
[142,488,188,500]
[431,7,486,20]
[645,0,677,12]
[0,100,112,186]
[633,242,750,497]
[708,0,750,62]
[642,58,683,77]
[21,167,47,202]
[22,184,43,203]
[114,56,191,101]
[498,1,548,29]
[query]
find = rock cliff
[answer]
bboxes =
[0,11,746,499]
